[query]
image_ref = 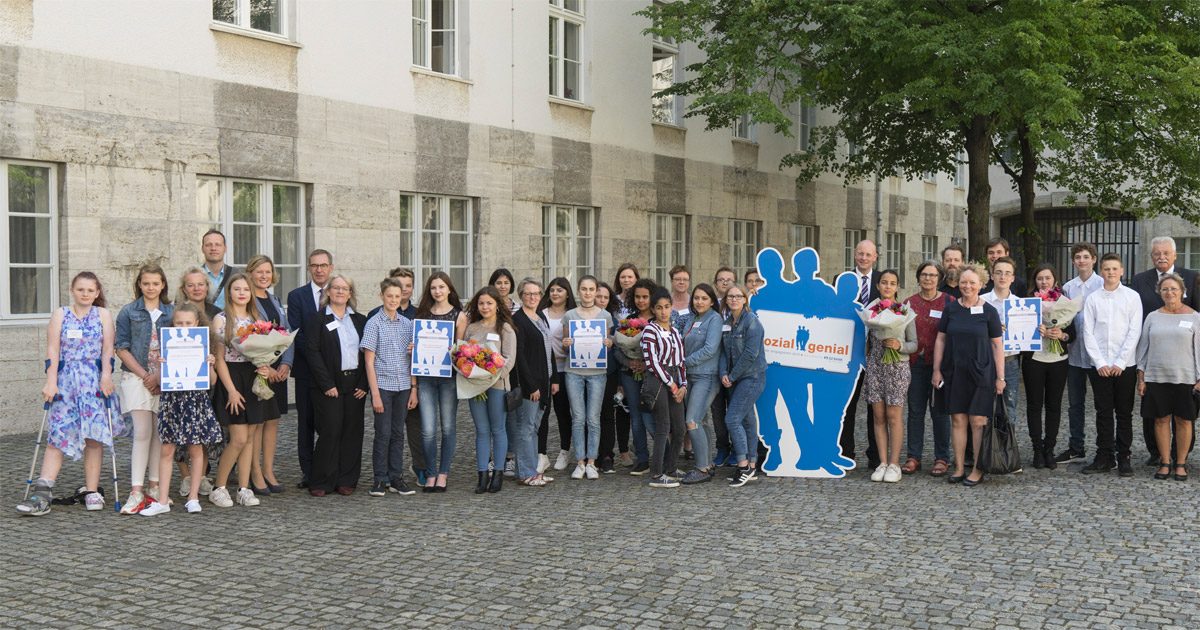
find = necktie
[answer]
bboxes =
[858,274,869,303]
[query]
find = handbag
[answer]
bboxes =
[978,394,1022,474]
[639,366,678,412]
[504,372,523,412]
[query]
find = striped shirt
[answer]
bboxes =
[360,309,414,391]
[641,320,687,387]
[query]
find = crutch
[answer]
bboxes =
[102,393,122,513]
[22,400,53,501]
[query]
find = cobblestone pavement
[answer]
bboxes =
[2,402,1198,629]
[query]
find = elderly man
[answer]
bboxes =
[841,239,882,471]
[1130,236,1198,466]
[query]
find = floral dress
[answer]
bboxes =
[47,306,125,459]
[158,390,223,446]
[863,330,913,407]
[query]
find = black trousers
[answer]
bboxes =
[841,373,880,465]
[538,380,572,454]
[295,377,316,482]
[406,401,426,472]
[310,370,367,492]
[649,377,686,478]
[1088,367,1136,462]
[710,386,732,457]
[598,372,629,465]
[1023,356,1068,452]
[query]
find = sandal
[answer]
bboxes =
[523,476,547,487]
[1174,463,1189,481]
[930,460,949,477]
[901,457,920,474]
[1154,464,1172,480]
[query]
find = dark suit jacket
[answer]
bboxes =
[1132,266,1198,322]
[287,283,322,381]
[304,310,368,394]
[848,269,882,304]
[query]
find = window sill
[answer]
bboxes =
[651,121,686,132]
[548,96,594,112]
[731,137,759,146]
[0,315,51,327]
[410,67,474,85]
[210,22,302,48]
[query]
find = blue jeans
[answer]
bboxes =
[511,397,542,479]
[619,370,653,465]
[468,388,508,472]
[565,372,605,460]
[684,373,719,469]
[724,374,765,463]
[417,377,458,475]
[1002,355,1022,427]
[1066,365,1089,454]
[372,388,411,484]
[906,362,951,462]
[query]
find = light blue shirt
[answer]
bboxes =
[206,265,228,309]
[1063,272,1104,368]
[328,305,360,371]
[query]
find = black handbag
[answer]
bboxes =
[639,376,661,412]
[979,394,1022,474]
[504,372,523,412]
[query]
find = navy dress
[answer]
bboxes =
[937,300,1002,417]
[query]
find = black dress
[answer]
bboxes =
[937,300,1003,417]
[257,296,290,416]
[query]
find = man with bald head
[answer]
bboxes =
[841,239,882,471]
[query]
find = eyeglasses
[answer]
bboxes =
[309,263,332,270]
[521,291,543,297]
[327,286,350,293]
[716,278,734,284]
[918,273,940,279]
[725,294,746,300]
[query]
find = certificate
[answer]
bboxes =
[1003,298,1042,352]
[569,319,607,370]
[411,319,454,377]
[159,327,210,391]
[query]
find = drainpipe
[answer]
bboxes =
[874,173,883,247]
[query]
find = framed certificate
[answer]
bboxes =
[411,319,455,377]
[1002,298,1042,352]
[159,327,210,391]
[568,319,607,370]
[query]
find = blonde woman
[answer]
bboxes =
[245,255,294,495]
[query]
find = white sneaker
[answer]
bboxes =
[146,486,159,501]
[870,464,887,482]
[536,454,550,474]
[554,450,571,471]
[571,464,586,480]
[236,487,260,506]
[883,464,902,483]
[584,464,599,480]
[139,501,170,516]
[119,490,145,514]
[208,486,233,508]
[503,458,516,478]
[178,477,191,497]
[185,499,202,513]
[84,492,104,511]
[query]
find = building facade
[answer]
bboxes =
[0,0,964,432]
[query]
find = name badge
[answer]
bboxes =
[722,325,732,332]
[487,333,501,342]
[1181,320,1194,329]
[930,310,943,319]
[66,329,84,340]
[325,320,339,331]
[691,322,701,329]
[676,309,689,316]
[970,306,983,315]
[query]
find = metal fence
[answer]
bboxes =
[1000,208,1138,284]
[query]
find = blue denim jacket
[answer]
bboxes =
[719,309,767,383]
[679,309,723,376]
[254,291,295,367]
[115,297,174,373]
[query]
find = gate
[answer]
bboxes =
[999,208,1138,284]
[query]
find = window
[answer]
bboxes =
[798,101,816,152]
[398,195,475,294]
[921,171,937,184]
[1,161,57,319]
[196,177,305,297]
[212,0,286,36]
[651,3,679,125]
[549,1,584,101]
[954,150,966,189]
[732,113,755,141]
[790,224,819,251]
[1178,237,1200,271]
[886,232,907,277]
[649,213,687,284]
[844,228,867,271]
[413,0,459,76]
[921,235,938,262]
[729,220,761,277]
[541,204,595,284]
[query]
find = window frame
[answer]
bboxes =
[649,213,688,285]
[885,231,907,281]
[1,160,59,321]
[196,176,307,298]
[650,2,681,126]
[1178,237,1200,272]
[920,235,938,263]
[728,219,762,278]
[542,204,597,284]
[398,194,476,295]
[549,1,586,102]
[790,223,819,251]
[412,0,461,77]
[212,0,291,39]
[954,150,966,189]
[732,112,756,141]
[798,100,816,152]
[843,228,867,271]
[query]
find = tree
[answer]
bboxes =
[642,0,1200,264]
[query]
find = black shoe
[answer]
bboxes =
[252,486,271,496]
[600,461,615,474]
[296,479,310,489]
[1174,464,1189,481]
[630,462,650,476]
[1043,447,1058,470]
[962,474,984,487]
[421,485,436,494]
[1055,449,1085,464]
[1154,465,1172,480]
[1032,450,1045,469]
[1081,458,1114,474]
[474,471,489,495]
[947,474,965,484]
[488,470,503,493]
[368,482,388,497]
[1117,457,1134,477]
[389,479,416,496]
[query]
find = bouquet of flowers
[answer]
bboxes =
[452,339,506,400]
[1034,287,1081,357]
[613,317,649,378]
[858,298,917,364]
[230,320,295,400]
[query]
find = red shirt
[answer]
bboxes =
[904,291,955,365]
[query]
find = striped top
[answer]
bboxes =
[641,320,687,387]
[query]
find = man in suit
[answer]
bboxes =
[201,229,238,308]
[287,248,334,488]
[1130,236,1198,465]
[842,239,882,471]
[982,237,1028,297]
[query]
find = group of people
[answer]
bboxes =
[16,229,1199,516]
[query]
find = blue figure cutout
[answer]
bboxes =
[794,325,810,351]
[752,247,866,478]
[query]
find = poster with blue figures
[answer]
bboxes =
[751,247,867,479]
[411,319,454,378]
[159,327,211,391]
[568,319,607,370]
[1002,298,1042,352]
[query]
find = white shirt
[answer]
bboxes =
[979,291,1020,357]
[310,281,324,310]
[1062,272,1104,368]
[1082,284,1142,369]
